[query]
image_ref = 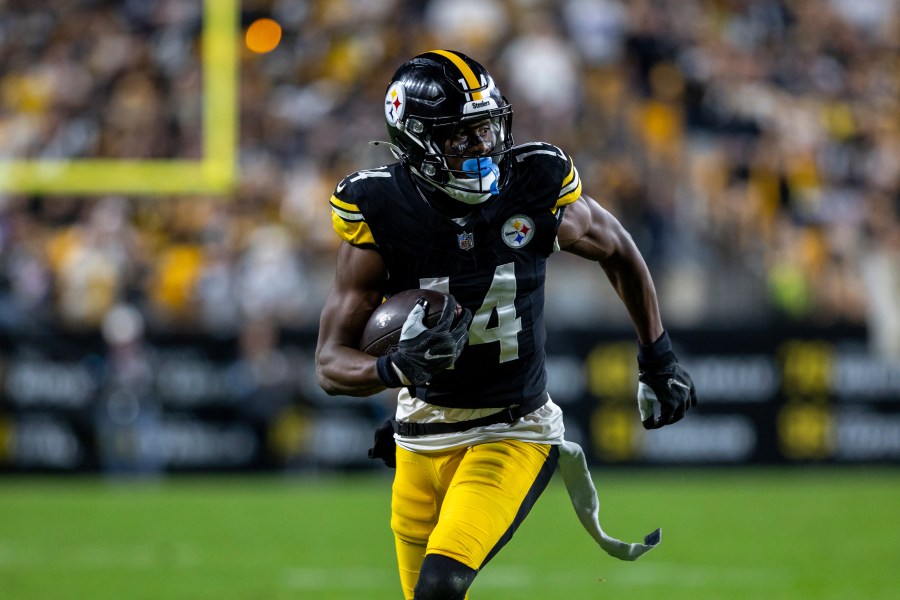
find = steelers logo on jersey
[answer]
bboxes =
[502,215,535,248]
[385,82,406,126]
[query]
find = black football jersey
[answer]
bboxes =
[330,143,582,408]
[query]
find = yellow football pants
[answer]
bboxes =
[391,440,559,599]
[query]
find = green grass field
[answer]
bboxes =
[1,468,898,599]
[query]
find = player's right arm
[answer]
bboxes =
[315,241,389,396]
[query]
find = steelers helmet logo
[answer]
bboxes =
[502,215,535,248]
[385,82,406,126]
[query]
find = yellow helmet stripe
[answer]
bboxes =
[428,50,484,100]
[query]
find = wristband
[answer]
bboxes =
[376,355,403,388]
[638,330,672,364]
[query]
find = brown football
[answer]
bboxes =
[359,289,458,357]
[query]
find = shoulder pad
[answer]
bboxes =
[332,165,395,206]
[329,166,396,247]
[510,142,567,168]
[510,143,581,211]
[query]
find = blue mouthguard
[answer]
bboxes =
[461,158,500,195]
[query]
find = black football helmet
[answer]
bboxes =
[383,50,514,204]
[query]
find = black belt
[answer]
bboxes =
[396,393,549,437]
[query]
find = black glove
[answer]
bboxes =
[367,418,397,468]
[383,296,472,387]
[637,331,698,430]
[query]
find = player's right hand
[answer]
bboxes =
[390,296,472,386]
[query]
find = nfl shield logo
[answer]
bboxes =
[457,232,475,251]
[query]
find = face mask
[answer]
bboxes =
[439,158,500,205]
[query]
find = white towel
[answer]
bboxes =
[557,440,661,561]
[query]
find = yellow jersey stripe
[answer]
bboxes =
[555,180,581,209]
[329,195,359,213]
[331,209,376,246]
[559,163,580,198]
[554,163,582,212]
[561,160,576,188]
[553,183,581,210]
[329,196,363,223]
[427,50,483,100]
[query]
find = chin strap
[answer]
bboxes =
[438,181,492,205]
[558,440,661,561]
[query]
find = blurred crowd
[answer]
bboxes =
[0,0,898,355]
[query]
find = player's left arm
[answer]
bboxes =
[557,195,698,428]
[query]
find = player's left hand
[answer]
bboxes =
[637,350,697,430]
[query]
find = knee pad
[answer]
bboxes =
[413,553,477,600]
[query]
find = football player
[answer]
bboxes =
[316,50,697,600]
